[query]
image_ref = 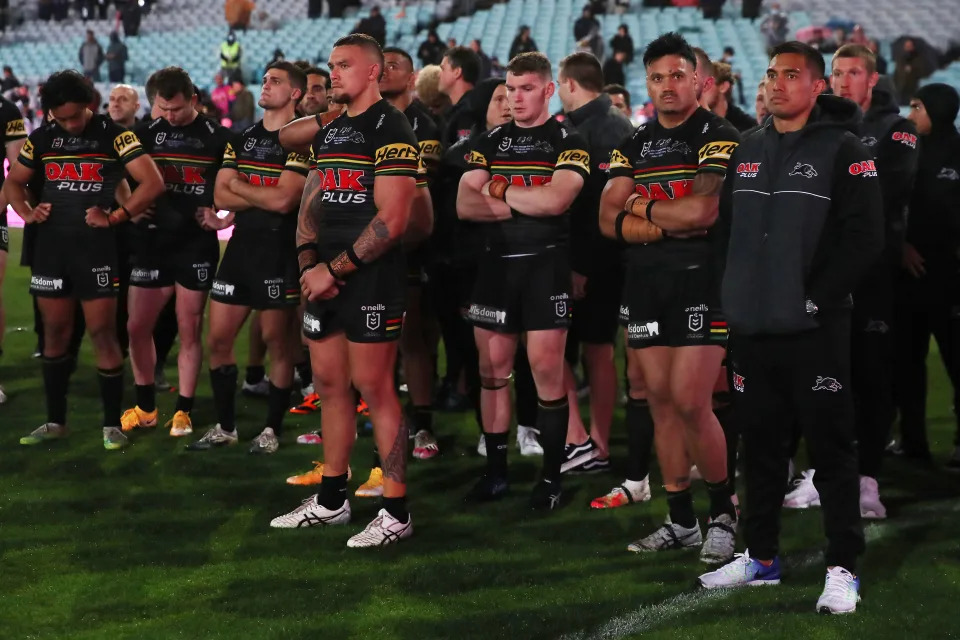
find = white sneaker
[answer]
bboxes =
[783,469,820,509]
[241,376,270,397]
[816,567,861,614]
[477,434,487,457]
[859,475,886,519]
[698,551,782,589]
[517,425,543,456]
[627,517,702,553]
[700,513,738,564]
[249,427,279,454]
[269,495,351,528]
[346,508,413,548]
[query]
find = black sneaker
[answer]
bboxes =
[464,474,509,503]
[530,478,563,510]
[570,456,611,475]
[560,439,600,474]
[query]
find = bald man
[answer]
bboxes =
[108,85,141,130]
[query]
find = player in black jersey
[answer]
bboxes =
[181,61,310,455]
[270,34,418,548]
[0,94,27,404]
[299,66,330,117]
[381,46,442,460]
[120,67,234,439]
[458,52,590,509]
[598,33,739,561]
[4,70,164,450]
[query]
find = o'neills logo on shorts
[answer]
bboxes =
[468,304,506,325]
[31,275,64,291]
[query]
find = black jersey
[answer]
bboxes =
[0,96,26,226]
[310,99,420,250]
[405,101,442,187]
[221,120,311,232]
[18,113,144,229]
[609,108,739,269]
[135,115,233,233]
[466,117,590,256]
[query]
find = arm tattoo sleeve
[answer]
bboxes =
[382,416,408,483]
[296,171,322,272]
[352,215,393,263]
[691,172,726,197]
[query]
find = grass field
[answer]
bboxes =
[1,228,959,640]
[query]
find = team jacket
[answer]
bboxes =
[720,94,884,335]
[906,126,960,272]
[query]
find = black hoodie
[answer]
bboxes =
[720,94,884,335]
[906,83,960,272]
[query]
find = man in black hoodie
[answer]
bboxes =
[895,83,960,466]
[699,42,882,615]
[779,45,918,519]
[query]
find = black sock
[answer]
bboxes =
[484,431,508,478]
[666,488,697,528]
[98,366,124,427]
[626,397,655,482]
[706,479,737,519]
[175,394,194,414]
[537,396,569,483]
[135,383,156,413]
[42,354,73,425]
[372,450,383,469]
[245,364,265,385]
[714,404,739,496]
[382,496,409,523]
[295,359,312,387]
[266,383,290,435]
[411,405,433,434]
[318,472,348,509]
[209,365,238,432]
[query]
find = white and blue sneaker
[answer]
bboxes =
[816,567,860,614]
[698,551,781,589]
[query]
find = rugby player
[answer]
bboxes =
[0,93,27,404]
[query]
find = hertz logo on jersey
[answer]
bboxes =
[468,150,487,167]
[113,131,143,157]
[6,118,25,137]
[556,149,590,173]
[286,151,311,171]
[698,141,738,162]
[419,140,442,161]
[609,149,631,170]
[374,142,418,164]
[20,138,34,161]
[223,142,237,163]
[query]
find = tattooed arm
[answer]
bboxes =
[624,171,727,232]
[326,174,417,279]
[296,170,323,275]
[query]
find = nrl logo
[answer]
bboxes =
[156,132,166,145]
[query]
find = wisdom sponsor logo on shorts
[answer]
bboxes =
[303,311,322,334]
[627,321,659,339]
[212,280,235,297]
[468,303,507,325]
[31,275,64,291]
[131,268,161,282]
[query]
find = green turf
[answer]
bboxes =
[1,227,959,640]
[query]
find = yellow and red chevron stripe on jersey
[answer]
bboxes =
[630,163,699,180]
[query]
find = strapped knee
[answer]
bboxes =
[480,374,512,390]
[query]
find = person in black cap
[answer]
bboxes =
[895,83,960,466]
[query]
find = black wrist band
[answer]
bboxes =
[299,263,317,277]
[645,199,655,222]
[615,210,628,242]
[345,246,363,269]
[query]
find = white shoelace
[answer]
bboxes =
[822,568,856,601]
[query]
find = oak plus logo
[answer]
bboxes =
[736,162,761,178]
[318,167,368,204]
[47,161,104,192]
[848,160,878,177]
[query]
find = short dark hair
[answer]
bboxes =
[40,69,94,111]
[507,51,552,80]
[603,83,631,108]
[150,66,195,101]
[770,41,825,79]
[2,66,11,73]
[642,32,697,69]
[266,60,307,97]
[833,43,877,75]
[305,66,331,88]
[333,33,385,78]
[443,46,481,85]
[723,46,735,56]
[692,47,715,78]
[559,52,604,93]
[383,46,415,70]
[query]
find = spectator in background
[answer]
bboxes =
[490,56,505,78]
[210,73,233,119]
[894,39,930,105]
[418,30,445,67]
[574,6,599,42]
[869,40,888,75]
[721,45,745,105]
[269,48,285,66]
[578,26,604,62]
[107,84,140,129]
[354,6,386,47]
[701,0,725,20]
[447,38,457,49]
[250,9,279,31]
[415,64,451,119]
[610,24,634,64]
[603,83,631,119]
[116,0,142,37]
[229,77,254,130]
[224,0,254,31]
[106,31,128,83]
[509,25,537,60]
[78,29,105,81]
[220,31,242,82]
[760,3,788,54]
[470,39,492,79]
[1,66,20,93]
[742,0,762,20]
[602,50,627,86]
